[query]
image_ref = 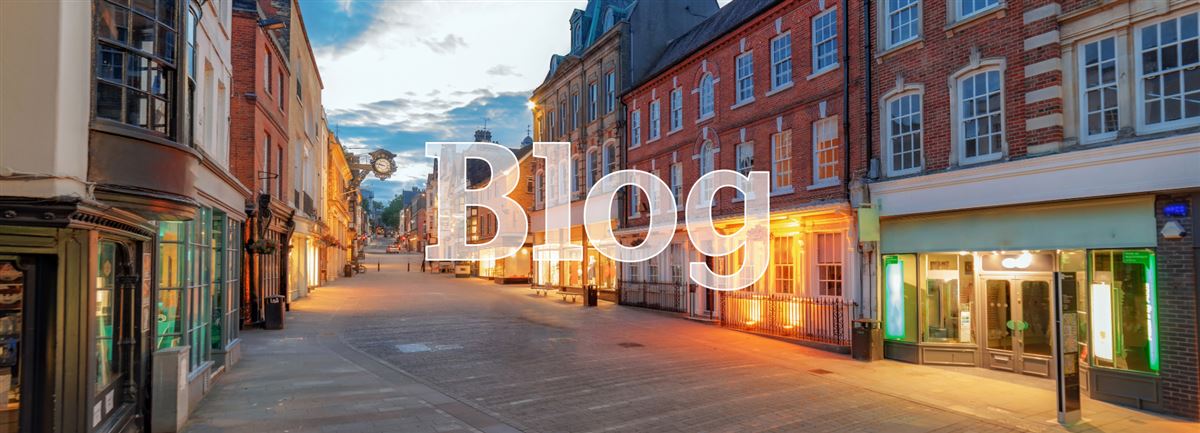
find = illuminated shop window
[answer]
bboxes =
[96,241,118,389]
[921,254,974,343]
[1090,249,1159,373]
[882,254,918,342]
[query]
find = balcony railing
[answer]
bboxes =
[719,292,853,347]
[619,281,686,313]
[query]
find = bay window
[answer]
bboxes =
[95,0,179,136]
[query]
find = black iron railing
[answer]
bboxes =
[719,292,854,346]
[619,281,687,313]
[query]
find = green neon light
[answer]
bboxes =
[1122,250,1159,372]
[883,256,905,340]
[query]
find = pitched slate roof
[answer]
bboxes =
[637,0,781,89]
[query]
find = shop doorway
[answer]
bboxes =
[0,254,52,433]
[984,277,1053,377]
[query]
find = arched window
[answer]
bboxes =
[698,74,715,118]
[700,140,716,173]
[603,9,616,32]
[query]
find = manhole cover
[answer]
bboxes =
[617,342,644,348]
[809,368,834,375]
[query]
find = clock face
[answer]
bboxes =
[373,158,393,173]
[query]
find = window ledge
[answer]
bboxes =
[645,136,660,145]
[770,187,794,196]
[807,179,841,190]
[765,82,794,97]
[730,97,756,110]
[944,6,1007,37]
[695,113,715,124]
[876,38,924,63]
[667,126,683,136]
[807,64,839,81]
[629,143,641,150]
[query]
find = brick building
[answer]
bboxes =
[863,0,1199,419]
[529,0,719,301]
[231,0,293,327]
[616,0,867,347]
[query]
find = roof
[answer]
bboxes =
[636,0,780,89]
[540,0,636,84]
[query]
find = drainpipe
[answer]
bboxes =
[841,0,853,197]
[863,0,875,179]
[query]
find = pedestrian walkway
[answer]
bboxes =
[184,252,1197,432]
[182,254,519,433]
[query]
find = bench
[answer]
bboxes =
[556,290,582,303]
[531,286,552,297]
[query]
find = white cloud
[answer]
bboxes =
[314,1,583,120]
[337,0,353,14]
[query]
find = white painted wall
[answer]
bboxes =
[0,1,92,199]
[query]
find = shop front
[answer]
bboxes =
[878,196,1167,409]
[530,225,618,301]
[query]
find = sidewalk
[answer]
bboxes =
[182,271,521,433]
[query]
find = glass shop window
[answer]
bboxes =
[921,254,974,344]
[1089,249,1159,374]
[882,254,918,343]
[96,241,118,390]
[156,222,185,350]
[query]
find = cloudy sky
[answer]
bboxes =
[301,0,584,201]
[302,0,731,201]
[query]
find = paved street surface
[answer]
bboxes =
[184,250,1196,433]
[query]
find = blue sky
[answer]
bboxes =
[300,0,585,201]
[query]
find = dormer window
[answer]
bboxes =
[603,9,616,32]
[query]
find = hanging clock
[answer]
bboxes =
[368,149,398,180]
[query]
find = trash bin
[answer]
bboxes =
[584,285,598,307]
[851,319,882,361]
[264,295,286,330]
[343,263,353,278]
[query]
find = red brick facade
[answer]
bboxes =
[624,0,866,224]
[230,7,290,200]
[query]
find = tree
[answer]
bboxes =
[380,196,404,229]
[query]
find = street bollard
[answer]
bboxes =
[407,263,411,272]
[377,261,380,272]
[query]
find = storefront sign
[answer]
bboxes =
[1091,281,1114,362]
[1054,272,1081,425]
[959,310,972,343]
[981,252,1055,272]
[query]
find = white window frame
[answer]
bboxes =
[670,88,683,131]
[1133,11,1200,134]
[649,100,661,139]
[772,236,796,294]
[770,33,793,89]
[771,130,793,192]
[954,65,1006,165]
[534,170,544,209]
[670,163,683,206]
[628,186,640,217]
[812,117,840,186]
[812,232,844,298]
[587,149,601,188]
[735,142,753,200]
[604,143,617,175]
[698,74,715,119]
[588,83,598,121]
[885,0,921,49]
[956,0,1000,21]
[811,9,839,74]
[605,72,616,113]
[571,156,583,195]
[735,52,754,103]
[884,91,924,176]
[630,109,642,147]
[571,93,580,129]
[1077,35,1121,143]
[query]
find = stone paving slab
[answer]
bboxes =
[185,252,1197,433]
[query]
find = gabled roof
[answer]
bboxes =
[541,0,636,85]
[637,0,781,89]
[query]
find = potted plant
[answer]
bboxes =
[247,238,279,255]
